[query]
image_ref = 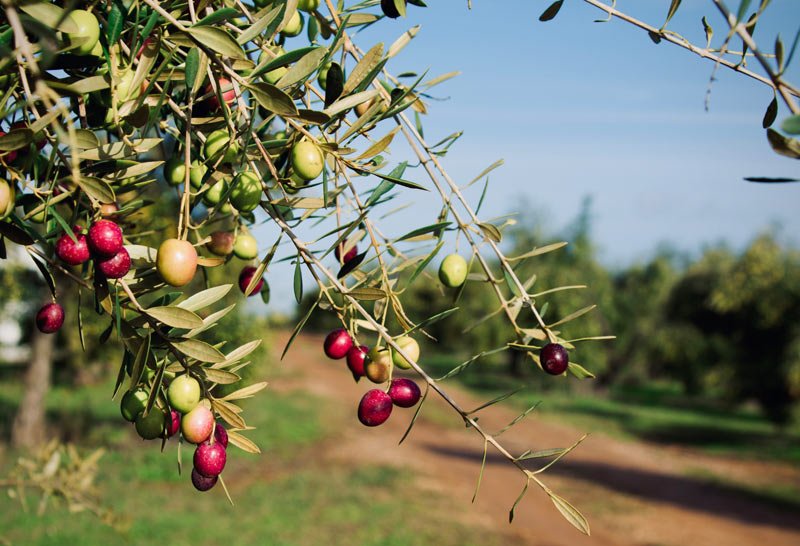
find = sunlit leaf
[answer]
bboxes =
[173,339,226,363]
[550,492,591,535]
[184,26,245,59]
[146,306,204,329]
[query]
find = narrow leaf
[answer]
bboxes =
[0,129,32,151]
[509,480,530,523]
[275,47,328,88]
[366,168,427,191]
[185,47,200,91]
[550,493,591,535]
[345,287,388,301]
[406,307,459,335]
[293,256,303,304]
[76,177,115,203]
[19,3,78,33]
[736,0,753,22]
[248,82,299,116]
[398,384,428,444]
[472,441,489,503]
[222,340,263,366]
[0,222,34,246]
[478,222,502,243]
[337,251,367,278]
[744,176,799,183]
[203,368,240,385]
[185,26,245,59]
[128,334,151,391]
[281,299,317,360]
[568,361,596,379]
[178,284,233,311]
[30,255,56,298]
[408,240,443,285]
[467,159,504,188]
[221,381,269,401]
[323,89,379,117]
[539,0,564,22]
[517,447,567,461]
[395,221,451,242]
[663,0,682,29]
[173,339,226,363]
[342,42,384,96]
[355,126,400,160]
[193,8,241,27]
[146,306,204,329]
[547,305,597,328]
[324,62,344,107]
[467,388,524,416]
[212,399,246,429]
[237,4,283,45]
[767,128,800,158]
[226,430,261,453]
[509,242,568,262]
[388,25,420,58]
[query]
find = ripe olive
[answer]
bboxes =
[156,238,198,287]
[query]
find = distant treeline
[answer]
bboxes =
[299,203,800,425]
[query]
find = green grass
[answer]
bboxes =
[423,354,800,464]
[0,359,504,546]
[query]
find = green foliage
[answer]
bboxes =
[663,235,800,424]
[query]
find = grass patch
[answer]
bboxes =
[0,461,504,546]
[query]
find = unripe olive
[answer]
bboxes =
[391,335,419,370]
[230,171,262,212]
[438,254,468,288]
[203,130,239,165]
[66,10,101,56]
[281,10,303,37]
[233,233,259,260]
[164,157,187,186]
[0,180,16,218]
[291,140,324,182]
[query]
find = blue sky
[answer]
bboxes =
[258,0,800,313]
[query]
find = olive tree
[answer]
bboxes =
[0,0,797,534]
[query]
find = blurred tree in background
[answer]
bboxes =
[664,235,800,425]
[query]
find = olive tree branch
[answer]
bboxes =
[580,0,800,102]
[710,0,800,114]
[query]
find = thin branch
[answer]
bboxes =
[581,0,800,101]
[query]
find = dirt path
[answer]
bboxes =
[275,332,800,546]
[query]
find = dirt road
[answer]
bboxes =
[275,332,800,546]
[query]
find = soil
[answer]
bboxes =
[275,332,800,546]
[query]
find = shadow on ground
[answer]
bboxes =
[425,443,800,531]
